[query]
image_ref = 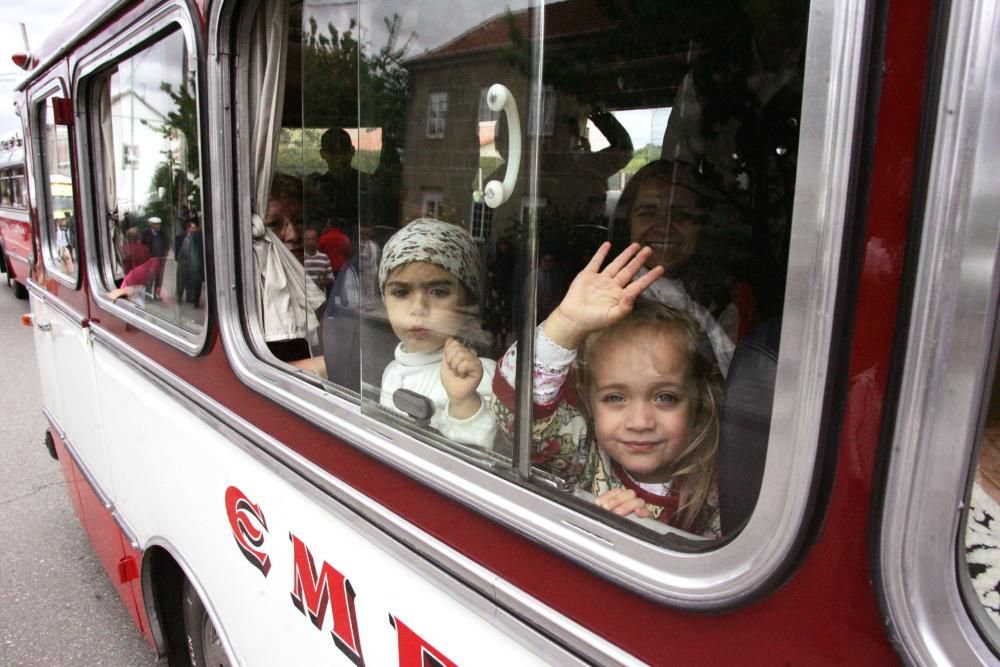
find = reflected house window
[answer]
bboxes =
[478,87,501,123]
[422,188,443,218]
[426,92,448,139]
[470,201,492,242]
[122,143,139,168]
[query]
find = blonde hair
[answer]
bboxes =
[575,300,723,532]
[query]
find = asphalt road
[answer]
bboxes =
[0,276,163,666]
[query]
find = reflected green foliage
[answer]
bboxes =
[296,14,411,227]
[141,79,201,236]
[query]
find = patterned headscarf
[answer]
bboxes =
[378,218,483,301]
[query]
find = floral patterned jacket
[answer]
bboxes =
[491,327,720,537]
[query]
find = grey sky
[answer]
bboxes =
[0,0,76,135]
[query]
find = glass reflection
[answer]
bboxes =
[100,29,205,332]
[267,0,813,538]
[42,103,78,279]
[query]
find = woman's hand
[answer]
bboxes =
[543,242,664,349]
[441,338,484,419]
[595,488,651,518]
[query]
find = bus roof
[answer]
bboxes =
[16,0,128,91]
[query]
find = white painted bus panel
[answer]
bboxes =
[29,294,64,427]
[91,341,576,666]
[49,311,111,496]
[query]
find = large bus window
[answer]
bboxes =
[222,0,868,603]
[471,0,802,540]
[89,27,206,334]
[37,96,79,282]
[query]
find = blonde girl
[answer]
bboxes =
[494,242,722,536]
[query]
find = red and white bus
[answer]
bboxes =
[0,132,30,298]
[12,0,1000,664]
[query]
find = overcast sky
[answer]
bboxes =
[0,0,76,136]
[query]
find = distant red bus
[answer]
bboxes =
[0,132,30,298]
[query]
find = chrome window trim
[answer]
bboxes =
[28,79,79,290]
[208,0,869,608]
[75,2,209,356]
[878,0,1000,664]
[89,321,607,665]
[27,276,86,324]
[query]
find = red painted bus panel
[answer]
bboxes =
[47,428,148,642]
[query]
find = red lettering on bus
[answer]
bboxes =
[390,615,458,667]
[224,486,271,578]
[289,533,365,666]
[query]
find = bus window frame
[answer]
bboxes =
[75,2,210,356]
[877,0,1000,662]
[29,78,80,289]
[208,0,872,609]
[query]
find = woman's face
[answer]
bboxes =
[265,196,303,259]
[628,178,706,276]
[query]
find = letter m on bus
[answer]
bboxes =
[289,533,365,666]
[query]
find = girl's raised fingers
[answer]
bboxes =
[622,262,665,298]
[601,242,641,277]
[583,241,612,273]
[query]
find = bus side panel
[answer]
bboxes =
[47,424,149,642]
[0,209,31,285]
[89,340,570,666]
[47,307,112,500]
[29,294,64,425]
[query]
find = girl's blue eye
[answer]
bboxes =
[390,287,409,298]
[601,393,625,404]
[655,392,678,405]
[430,287,452,298]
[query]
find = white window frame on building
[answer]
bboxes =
[422,188,443,218]
[426,92,448,139]
[469,200,493,242]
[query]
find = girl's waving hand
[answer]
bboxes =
[543,242,664,349]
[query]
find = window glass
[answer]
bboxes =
[245,0,527,448]
[93,29,206,332]
[252,0,810,542]
[494,0,805,541]
[39,98,78,279]
[0,135,26,209]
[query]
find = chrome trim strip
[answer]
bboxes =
[89,321,598,665]
[209,0,871,610]
[878,0,1000,664]
[74,2,209,357]
[7,252,31,267]
[0,208,30,221]
[42,406,65,442]
[27,277,85,323]
[41,401,141,550]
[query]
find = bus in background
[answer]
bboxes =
[0,132,29,299]
[11,0,1000,664]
